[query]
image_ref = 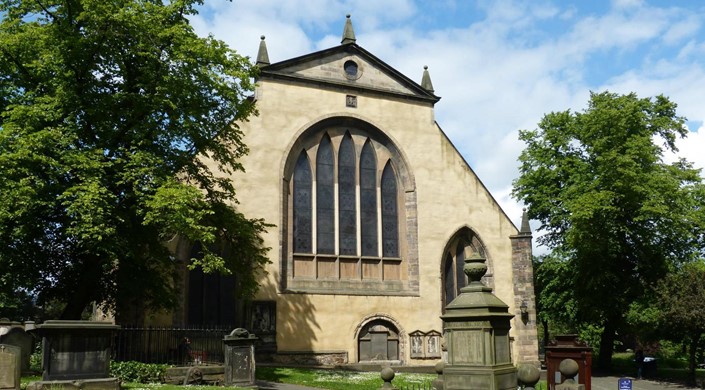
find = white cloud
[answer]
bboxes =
[190,0,705,253]
[663,15,702,45]
[675,125,705,174]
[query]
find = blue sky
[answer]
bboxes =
[191,0,705,248]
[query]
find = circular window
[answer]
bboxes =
[344,60,359,79]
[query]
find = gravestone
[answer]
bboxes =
[35,320,120,381]
[0,320,35,374]
[223,328,257,388]
[0,344,21,390]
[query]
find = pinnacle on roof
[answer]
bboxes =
[520,208,532,235]
[421,65,434,93]
[341,14,356,45]
[256,35,270,66]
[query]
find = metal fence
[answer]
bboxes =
[399,381,433,390]
[114,325,234,365]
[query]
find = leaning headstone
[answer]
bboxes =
[0,344,21,390]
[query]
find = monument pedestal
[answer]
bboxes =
[28,321,120,390]
[26,378,120,390]
[223,328,258,388]
[441,252,517,390]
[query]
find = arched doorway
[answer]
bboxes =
[357,318,401,362]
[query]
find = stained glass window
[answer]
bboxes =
[316,136,335,254]
[444,252,455,305]
[338,133,357,255]
[455,243,466,295]
[293,151,312,253]
[360,141,378,256]
[381,162,398,257]
[288,128,413,291]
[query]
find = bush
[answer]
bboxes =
[29,343,42,373]
[110,361,167,383]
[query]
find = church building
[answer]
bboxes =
[170,15,538,366]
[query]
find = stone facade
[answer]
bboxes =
[162,16,538,366]
[510,218,540,365]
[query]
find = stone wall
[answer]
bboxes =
[272,351,348,366]
[510,231,540,365]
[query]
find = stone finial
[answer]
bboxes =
[256,35,270,66]
[379,367,398,390]
[341,14,356,45]
[464,251,488,285]
[555,359,585,390]
[559,359,579,383]
[421,65,434,93]
[517,363,541,390]
[520,208,532,235]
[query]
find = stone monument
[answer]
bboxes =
[27,320,120,390]
[440,251,517,390]
[223,328,257,388]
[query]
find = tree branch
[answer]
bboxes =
[35,0,59,22]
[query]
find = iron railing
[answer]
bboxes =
[114,325,235,365]
[399,381,433,390]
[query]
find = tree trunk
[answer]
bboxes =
[687,333,701,387]
[543,319,549,349]
[597,320,615,371]
[60,254,104,319]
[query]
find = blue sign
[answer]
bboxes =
[618,377,632,390]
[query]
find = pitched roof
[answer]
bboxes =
[258,43,440,104]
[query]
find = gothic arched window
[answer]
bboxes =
[442,230,492,308]
[338,134,357,256]
[285,120,417,295]
[293,152,312,253]
[316,136,335,254]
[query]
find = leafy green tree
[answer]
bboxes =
[0,0,270,321]
[533,252,579,347]
[655,261,705,385]
[513,91,704,369]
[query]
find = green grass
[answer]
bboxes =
[20,375,42,390]
[256,366,435,390]
[121,383,250,390]
[610,351,705,386]
[22,367,435,390]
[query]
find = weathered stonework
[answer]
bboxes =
[272,351,348,366]
[510,226,540,366]
[158,16,538,367]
